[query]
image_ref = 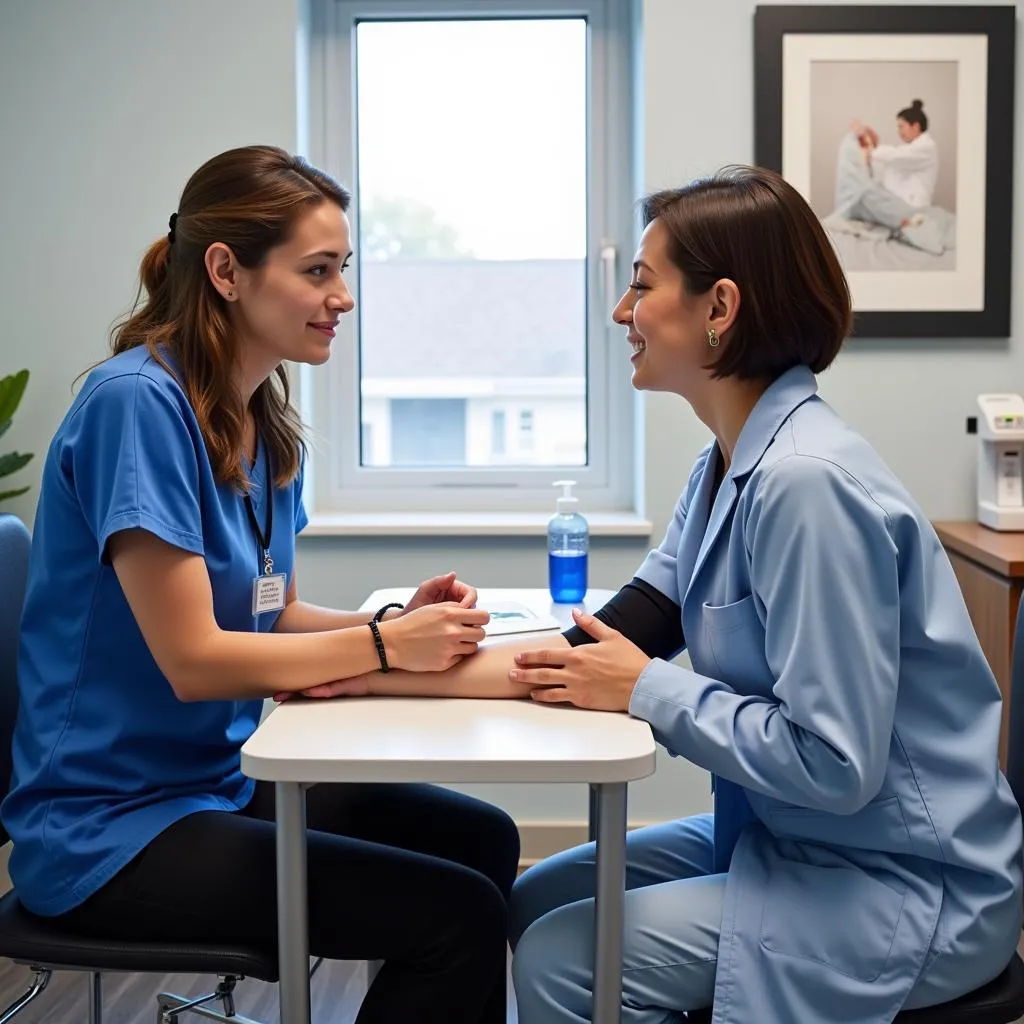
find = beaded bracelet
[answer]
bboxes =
[372,602,405,623]
[367,619,390,673]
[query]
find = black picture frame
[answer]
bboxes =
[754,5,1015,338]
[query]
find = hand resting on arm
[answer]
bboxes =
[276,631,572,702]
[278,577,682,705]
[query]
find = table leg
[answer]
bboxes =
[592,781,627,1024]
[276,781,310,1024]
[588,783,599,843]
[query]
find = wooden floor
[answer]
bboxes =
[0,956,519,1024]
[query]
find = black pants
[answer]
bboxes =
[57,782,520,1023]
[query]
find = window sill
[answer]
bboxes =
[302,510,654,538]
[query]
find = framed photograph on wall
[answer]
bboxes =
[754,5,1015,338]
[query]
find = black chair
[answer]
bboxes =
[0,513,279,1024]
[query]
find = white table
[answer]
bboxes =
[240,588,657,1024]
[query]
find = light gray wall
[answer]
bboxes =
[1,0,1021,825]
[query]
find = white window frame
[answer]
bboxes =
[302,0,637,515]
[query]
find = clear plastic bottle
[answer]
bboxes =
[548,479,588,603]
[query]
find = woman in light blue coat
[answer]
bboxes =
[290,165,1023,1023]
[503,166,1023,1024]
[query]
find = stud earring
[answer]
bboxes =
[227,291,235,299]
[707,327,720,348]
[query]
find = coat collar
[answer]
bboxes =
[686,365,819,593]
[729,363,819,480]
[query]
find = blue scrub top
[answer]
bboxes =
[2,346,308,916]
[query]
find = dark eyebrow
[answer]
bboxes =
[301,250,353,261]
[632,259,654,273]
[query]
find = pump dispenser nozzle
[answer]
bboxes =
[553,479,578,514]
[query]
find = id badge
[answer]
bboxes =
[252,573,287,615]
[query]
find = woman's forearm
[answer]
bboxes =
[180,626,382,701]
[272,600,400,634]
[365,633,572,699]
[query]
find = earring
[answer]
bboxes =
[227,291,235,299]
[707,327,720,348]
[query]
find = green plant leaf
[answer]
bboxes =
[0,452,33,479]
[0,419,9,442]
[0,370,29,424]
[0,486,29,502]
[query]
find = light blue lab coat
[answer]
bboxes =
[629,365,1023,1024]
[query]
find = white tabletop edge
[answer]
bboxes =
[239,748,657,785]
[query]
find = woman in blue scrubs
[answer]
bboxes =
[2,145,516,1024]
[293,165,1024,1024]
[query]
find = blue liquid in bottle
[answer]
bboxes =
[548,550,588,604]
[548,480,589,603]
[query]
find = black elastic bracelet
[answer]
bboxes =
[372,602,405,623]
[368,620,390,673]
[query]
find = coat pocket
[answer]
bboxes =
[768,796,914,854]
[702,594,773,692]
[760,858,907,982]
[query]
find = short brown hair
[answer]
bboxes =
[110,145,350,490]
[640,165,852,380]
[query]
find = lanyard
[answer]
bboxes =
[242,442,274,577]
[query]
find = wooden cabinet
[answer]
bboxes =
[933,521,1024,768]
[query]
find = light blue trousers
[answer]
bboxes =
[509,812,965,1024]
[510,814,723,1024]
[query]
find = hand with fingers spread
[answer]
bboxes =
[508,608,651,713]
[403,571,479,613]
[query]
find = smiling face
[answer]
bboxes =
[611,218,719,400]
[221,200,355,373]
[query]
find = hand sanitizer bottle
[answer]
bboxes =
[548,480,588,603]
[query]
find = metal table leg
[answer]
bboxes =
[276,781,310,1024]
[588,783,599,843]
[592,781,627,1024]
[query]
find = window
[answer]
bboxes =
[359,421,374,464]
[390,398,467,465]
[518,409,535,452]
[304,0,636,515]
[491,409,507,457]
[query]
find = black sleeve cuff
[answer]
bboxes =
[562,577,684,660]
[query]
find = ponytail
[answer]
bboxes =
[111,235,175,358]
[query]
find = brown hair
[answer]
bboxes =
[111,145,351,490]
[640,165,851,380]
